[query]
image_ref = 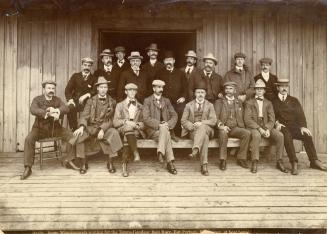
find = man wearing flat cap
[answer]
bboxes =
[113,46,129,76]
[117,51,150,103]
[181,50,200,81]
[113,83,146,177]
[181,84,217,176]
[214,81,251,171]
[188,52,223,104]
[143,80,178,175]
[65,57,96,130]
[69,76,123,175]
[224,52,255,103]
[157,50,188,137]
[21,80,75,180]
[244,79,287,174]
[272,79,327,175]
[142,43,165,83]
[254,58,278,101]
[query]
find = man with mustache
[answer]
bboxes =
[224,52,255,103]
[117,51,150,103]
[254,58,278,101]
[112,46,129,78]
[180,50,199,82]
[157,51,188,137]
[272,79,327,175]
[188,53,223,103]
[143,80,178,175]
[65,57,96,130]
[21,80,75,180]
[142,43,165,83]
[181,84,217,176]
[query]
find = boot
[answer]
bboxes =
[122,162,129,177]
[251,160,258,173]
[21,166,32,180]
[188,148,199,159]
[276,160,288,173]
[219,160,226,171]
[291,162,298,175]
[201,164,209,176]
[107,159,116,173]
[310,160,327,171]
[167,161,177,175]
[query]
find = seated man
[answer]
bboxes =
[143,80,178,175]
[181,84,217,176]
[70,76,123,174]
[21,80,75,180]
[214,81,251,171]
[244,79,287,173]
[272,79,327,175]
[113,83,146,177]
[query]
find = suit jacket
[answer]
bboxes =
[113,60,130,74]
[142,94,178,137]
[180,66,200,82]
[214,97,245,128]
[93,66,120,100]
[188,69,223,102]
[254,73,278,101]
[244,97,275,130]
[142,60,165,83]
[157,68,188,103]
[113,98,146,138]
[181,99,217,137]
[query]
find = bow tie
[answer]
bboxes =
[118,60,123,64]
[99,98,106,101]
[128,100,136,107]
[256,97,263,101]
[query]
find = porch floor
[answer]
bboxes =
[0,151,327,231]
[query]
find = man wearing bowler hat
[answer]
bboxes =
[272,79,327,175]
[65,57,97,130]
[188,53,223,103]
[117,51,150,103]
[113,46,129,74]
[143,80,178,175]
[224,52,255,103]
[181,50,200,81]
[181,84,217,176]
[142,43,165,83]
[21,80,75,180]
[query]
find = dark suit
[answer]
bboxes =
[142,60,165,83]
[272,95,318,163]
[254,73,278,101]
[93,66,120,100]
[180,66,200,82]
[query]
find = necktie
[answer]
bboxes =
[128,100,136,107]
[134,70,139,76]
[186,68,191,74]
[282,95,286,102]
[256,97,263,101]
[83,74,88,80]
[156,98,161,108]
[197,103,202,111]
[206,72,210,78]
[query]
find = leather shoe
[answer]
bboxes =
[201,164,209,176]
[251,160,258,173]
[133,151,141,162]
[276,160,288,173]
[291,162,299,175]
[64,160,80,170]
[79,164,88,174]
[188,148,199,159]
[237,159,249,169]
[122,163,129,177]
[107,161,116,173]
[219,160,226,171]
[158,152,164,163]
[167,161,177,175]
[310,160,327,171]
[21,166,32,180]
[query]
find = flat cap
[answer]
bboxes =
[275,78,290,85]
[259,57,273,64]
[234,52,246,59]
[125,83,138,90]
[42,79,57,88]
[114,46,126,53]
[203,52,218,65]
[223,81,237,87]
[152,79,165,87]
[254,79,266,88]
[100,49,114,57]
[81,57,94,64]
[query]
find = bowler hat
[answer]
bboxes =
[95,76,110,86]
[275,79,290,86]
[259,57,273,65]
[100,49,114,57]
[254,79,266,88]
[203,53,218,65]
[234,52,246,59]
[42,79,57,88]
[114,46,126,53]
[185,50,197,58]
[152,79,165,87]
[194,83,207,92]
[163,50,174,59]
[146,43,159,51]
[125,83,138,90]
[127,51,143,60]
[81,57,94,64]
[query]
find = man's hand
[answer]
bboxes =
[258,127,266,136]
[176,97,185,104]
[79,93,91,104]
[193,122,202,129]
[97,129,104,140]
[264,129,270,138]
[275,121,285,131]
[67,99,75,107]
[126,120,137,128]
[238,95,246,102]
[301,127,312,137]
[219,125,231,133]
[73,126,84,137]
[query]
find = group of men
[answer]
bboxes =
[21,43,327,180]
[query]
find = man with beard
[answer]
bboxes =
[180,50,199,82]
[188,53,223,103]
[117,51,150,103]
[157,51,188,137]
[181,84,217,176]
[21,80,75,180]
[113,46,129,75]
[224,52,255,103]
[253,58,278,101]
[272,79,327,175]
[143,80,178,175]
[142,43,165,83]
[65,57,96,130]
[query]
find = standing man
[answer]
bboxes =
[272,79,327,175]
[181,84,217,176]
[157,51,188,137]
[113,46,129,74]
[224,52,255,103]
[113,83,146,177]
[188,53,223,103]
[71,77,123,174]
[143,80,178,175]
[117,51,150,103]
[244,79,287,173]
[214,81,251,171]
[254,58,278,101]
[65,57,96,130]
[21,80,75,180]
[181,50,199,82]
[142,43,165,83]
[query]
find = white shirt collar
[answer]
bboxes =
[236,66,243,71]
[225,95,235,101]
[278,93,287,101]
[196,99,205,104]
[153,93,162,100]
[185,65,194,72]
[104,64,112,72]
[98,95,107,99]
[117,59,125,67]
[44,95,53,101]
[150,59,157,66]
[261,71,269,81]
[203,70,212,77]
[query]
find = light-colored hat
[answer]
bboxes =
[95,76,110,86]
[81,57,94,64]
[152,80,165,87]
[254,79,266,88]
[185,50,197,58]
[146,43,159,51]
[127,51,143,60]
[42,79,57,88]
[125,83,138,90]
[234,52,246,59]
[114,46,126,53]
[223,81,237,87]
[203,53,218,65]
[275,79,290,86]
[259,57,273,65]
[100,49,114,57]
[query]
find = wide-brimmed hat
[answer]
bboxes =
[42,79,57,88]
[234,52,246,59]
[275,79,290,86]
[125,83,138,90]
[100,49,114,57]
[127,51,143,60]
[254,79,266,88]
[152,80,165,87]
[223,81,237,88]
[95,76,110,86]
[81,57,94,64]
[203,53,218,65]
[185,50,197,58]
[146,43,159,51]
[259,57,273,65]
[114,46,126,53]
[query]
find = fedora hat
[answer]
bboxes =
[95,76,110,86]
[203,53,218,65]
[127,51,143,60]
[114,46,126,53]
[146,43,159,51]
[99,49,114,57]
[275,78,290,86]
[185,50,197,59]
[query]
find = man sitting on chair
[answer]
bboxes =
[181,84,217,176]
[113,83,146,177]
[21,80,75,180]
[70,76,123,174]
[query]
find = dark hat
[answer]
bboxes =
[254,79,266,88]
[203,53,218,65]
[100,49,114,57]
[194,83,207,92]
[81,57,94,64]
[146,43,159,51]
[42,79,57,88]
[259,57,273,64]
[275,79,290,86]
[152,79,165,87]
[95,76,110,86]
[163,50,174,59]
[125,83,138,90]
[114,46,126,53]
[223,81,237,88]
[234,52,246,59]
[185,50,197,58]
[127,51,143,60]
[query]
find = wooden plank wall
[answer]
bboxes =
[0,7,326,153]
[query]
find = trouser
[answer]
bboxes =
[281,126,318,163]
[218,127,251,160]
[172,102,186,137]
[249,128,284,161]
[150,125,175,162]
[24,127,74,167]
[121,125,141,163]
